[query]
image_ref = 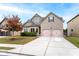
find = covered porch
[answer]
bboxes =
[24,26,41,35]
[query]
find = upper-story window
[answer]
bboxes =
[48,16,54,22]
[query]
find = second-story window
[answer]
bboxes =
[48,16,54,22]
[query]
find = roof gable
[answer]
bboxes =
[24,13,43,26]
[23,12,64,27]
[0,17,7,25]
[31,13,43,25]
[23,19,39,27]
[67,14,79,23]
[31,13,42,20]
[41,12,64,23]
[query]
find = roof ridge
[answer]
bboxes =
[31,13,42,20]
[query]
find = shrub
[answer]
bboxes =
[21,32,37,36]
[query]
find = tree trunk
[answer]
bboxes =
[12,31,14,36]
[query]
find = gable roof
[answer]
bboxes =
[23,13,43,26]
[42,12,64,23]
[31,13,42,20]
[31,13,44,25]
[67,14,79,23]
[23,19,39,27]
[0,17,7,25]
[24,12,64,27]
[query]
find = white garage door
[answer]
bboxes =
[41,30,63,37]
[52,30,63,37]
[41,30,51,36]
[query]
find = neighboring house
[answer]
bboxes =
[23,12,64,37]
[0,17,10,36]
[67,14,79,36]
[0,17,21,36]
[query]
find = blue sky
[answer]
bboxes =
[0,3,79,29]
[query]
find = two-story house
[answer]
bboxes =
[67,14,79,36]
[23,12,64,37]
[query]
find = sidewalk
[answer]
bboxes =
[0,44,22,48]
[0,36,7,38]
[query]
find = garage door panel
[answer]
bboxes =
[41,30,63,37]
[52,30,63,37]
[41,30,51,36]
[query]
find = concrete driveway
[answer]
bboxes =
[9,36,79,56]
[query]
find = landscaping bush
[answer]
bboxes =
[21,32,37,36]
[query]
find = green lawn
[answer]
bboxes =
[0,36,36,45]
[65,36,79,48]
[0,47,14,50]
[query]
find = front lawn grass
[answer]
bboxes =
[65,36,79,48]
[0,36,36,45]
[0,47,14,50]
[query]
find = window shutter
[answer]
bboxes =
[48,17,50,22]
[53,17,54,22]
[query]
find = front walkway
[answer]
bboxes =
[8,37,79,56]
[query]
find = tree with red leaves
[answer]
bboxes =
[6,15,23,36]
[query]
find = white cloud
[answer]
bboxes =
[0,4,35,15]
[0,4,50,17]
[0,5,22,12]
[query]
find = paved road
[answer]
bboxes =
[9,37,79,56]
